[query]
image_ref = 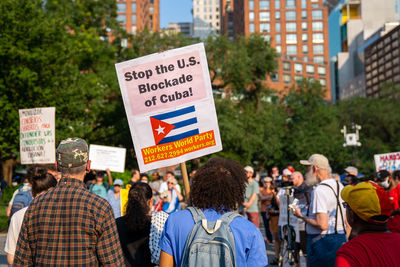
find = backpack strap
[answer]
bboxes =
[187,207,206,224]
[220,211,241,226]
[319,181,345,234]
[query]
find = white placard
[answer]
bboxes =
[374,151,400,172]
[19,107,55,164]
[89,144,126,173]
[115,43,222,172]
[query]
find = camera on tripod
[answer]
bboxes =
[275,180,294,188]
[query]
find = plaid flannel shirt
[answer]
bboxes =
[14,178,126,266]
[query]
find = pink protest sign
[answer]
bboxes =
[115,43,222,172]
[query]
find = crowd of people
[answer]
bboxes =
[3,137,400,266]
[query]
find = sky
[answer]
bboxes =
[160,0,193,28]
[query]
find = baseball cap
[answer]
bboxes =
[264,177,273,183]
[113,179,123,186]
[344,166,358,175]
[56,138,88,168]
[300,154,330,170]
[341,181,393,224]
[376,170,390,182]
[282,168,293,176]
[244,166,254,173]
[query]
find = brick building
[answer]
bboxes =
[364,25,400,98]
[116,0,160,34]
[221,0,331,100]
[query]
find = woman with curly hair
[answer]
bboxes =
[116,182,168,267]
[159,158,268,267]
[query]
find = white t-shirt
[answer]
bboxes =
[159,181,181,194]
[306,178,346,235]
[5,206,28,255]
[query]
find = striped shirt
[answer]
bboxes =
[14,178,125,266]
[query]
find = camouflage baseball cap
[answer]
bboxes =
[56,138,88,168]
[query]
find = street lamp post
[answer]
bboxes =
[341,123,361,165]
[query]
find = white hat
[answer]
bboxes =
[300,154,330,170]
[344,166,358,175]
[244,166,254,173]
[282,168,293,176]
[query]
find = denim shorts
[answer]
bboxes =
[306,233,347,267]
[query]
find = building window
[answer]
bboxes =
[283,61,291,71]
[276,34,281,44]
[312,33,324,43]
[132,14,137,23]
[132,3,136,12]
[312,10,323,20]
[286,11,296,20]
[117,3,126,12]
[301,10,307,19]
[319,78,326,86]
[271,73,279,82]
[318,66,326,75]
[263,35,271,41]
[249,23,255,33]
[301,22,307,31]
[249,12,255,21]
[287,45,297,55]
[260,11,270,21]
[314,56,324,63]
[302,33,308,42]
[276,11,281,20]
[302,45,308,53]
[295,63,303,73]
[295,76,303,84]
[286,34,297,44]
[276,22,281,32]
[286,0,295,9]
[312,22,323,31]
[275,0,280,9]
[301,0,307,8]
[249,0,254,10]
[117,14,126,23]
[260,0,270,9]
[313,45,324,54]
[306,65,315,74]
[283,74,291,83]
[149,6,154,13]
[260,23,271,32]
[276,45,282,53]
[286,22,296,32]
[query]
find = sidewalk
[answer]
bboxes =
[0,234,9,266]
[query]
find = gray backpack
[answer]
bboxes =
[181,207,240,267]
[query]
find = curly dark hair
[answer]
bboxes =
[124,182,153,232]
[189,158,247,212]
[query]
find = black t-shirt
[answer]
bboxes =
[116,217,154,267]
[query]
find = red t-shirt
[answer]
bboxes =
[335,232,400,267]
[388,184,400,233]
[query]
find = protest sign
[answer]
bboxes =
[115,43,222,172]
[89,145,126,173]
[19,107,55,164]
[374,152,400,172]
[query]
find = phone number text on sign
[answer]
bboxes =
[142,131,215,164]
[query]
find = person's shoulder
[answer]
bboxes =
[11,206,28,223]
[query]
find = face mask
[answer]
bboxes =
[23,183,30,187]
[381,178,391,189]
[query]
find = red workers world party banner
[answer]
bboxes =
[115,43,222,172]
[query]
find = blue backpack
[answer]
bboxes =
[10,187,33,217]
[181,207,240,267]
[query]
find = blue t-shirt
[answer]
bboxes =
[107,189,121,218]
[159,208,268,267]
[90,184,107,199]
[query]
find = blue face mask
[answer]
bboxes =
[23,183,30,187]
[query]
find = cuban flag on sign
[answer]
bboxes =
[150,106,199,145]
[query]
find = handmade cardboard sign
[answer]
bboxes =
[115,43,222,172]
[19,107,55,164]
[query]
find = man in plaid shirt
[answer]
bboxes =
[14,138,126,266]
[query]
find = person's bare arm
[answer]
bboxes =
[159,251,174,267]
[244,193,257,209]
[6,205,11,217]
[175,189,183,201]
[293,207,329,231]
[7,253,14,265]
[106,168,113,186]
